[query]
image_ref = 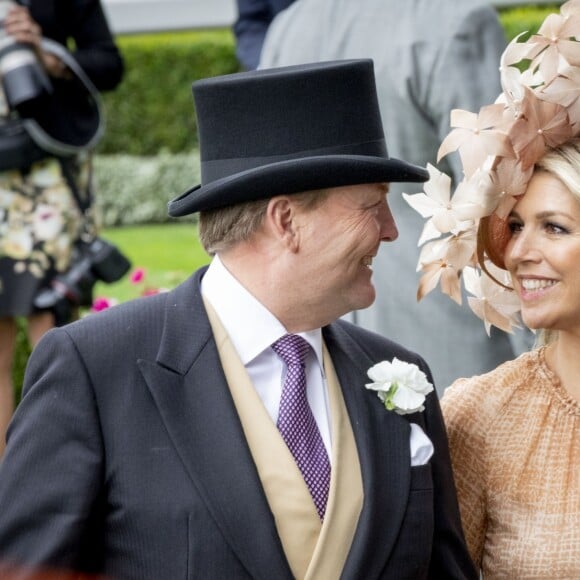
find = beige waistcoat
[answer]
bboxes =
[204,300,363,579]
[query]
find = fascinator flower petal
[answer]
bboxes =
[404,165,472,236]
[405,1,580,335]
[464,266,521,335]
[439,106,512,178]
[417,220,443,246]
[417,261,450,302]
[541,66,580,129]
[487,158,533,218]
[414,222,479,301]
[508,89,572,168]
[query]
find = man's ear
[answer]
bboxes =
[266,196,300,252]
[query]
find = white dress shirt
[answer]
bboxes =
[201,255,333,458]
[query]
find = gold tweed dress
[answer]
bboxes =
[441,348,579,579]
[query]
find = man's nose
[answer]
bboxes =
[379,203,398,242]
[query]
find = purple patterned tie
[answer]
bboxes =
[272,334,331,520]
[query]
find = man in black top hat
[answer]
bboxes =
[0,60,476,579]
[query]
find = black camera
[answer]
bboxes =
[0,0,52,117]
[34,237,132,309]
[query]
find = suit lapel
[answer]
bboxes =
[322,324,412,580]
[138,270,293,580]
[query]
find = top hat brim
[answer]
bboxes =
[168,154,428,216]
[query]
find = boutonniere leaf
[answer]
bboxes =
[365,357,434,415]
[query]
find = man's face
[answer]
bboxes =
[293,182,398,323]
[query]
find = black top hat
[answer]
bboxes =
[168,59,428,217]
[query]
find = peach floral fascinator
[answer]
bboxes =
[404,0,580,335]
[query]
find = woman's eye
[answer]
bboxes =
[508,220,522,233]
[546,222,568,234]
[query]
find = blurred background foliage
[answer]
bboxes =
[97,29,240,156]
[97,5,561,158]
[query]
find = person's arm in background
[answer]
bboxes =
[234,0,275,70]
[234,0,296,70]
[62,0,124,91]
[8,0,124,90]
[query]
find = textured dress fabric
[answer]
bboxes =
[0,0,123,317]
[441,348,580,579]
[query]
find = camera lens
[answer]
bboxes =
[0,0,51,116]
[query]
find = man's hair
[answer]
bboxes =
[199,188,331,254]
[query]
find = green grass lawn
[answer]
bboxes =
[94,222,211,305]
[13,222,211,399]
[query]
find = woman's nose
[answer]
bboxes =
[506,228,541,264]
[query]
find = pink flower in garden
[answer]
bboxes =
[130,268,146,284]
[92,296,114,312]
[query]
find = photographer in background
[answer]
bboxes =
[0,0,124,457]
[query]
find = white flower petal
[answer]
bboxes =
[391,385,427,414]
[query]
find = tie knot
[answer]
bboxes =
[272,334,310,367]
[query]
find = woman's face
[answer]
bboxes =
[505,171,580,333]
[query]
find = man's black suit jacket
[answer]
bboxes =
[0,267,477,579]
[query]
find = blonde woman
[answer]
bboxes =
[404,2,580,576]
[442,141,580,578]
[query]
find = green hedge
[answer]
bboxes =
[97,29,241,156]
[499,4,562,42]
[94,152,199,225]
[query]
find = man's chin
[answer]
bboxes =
[352,288,376,312]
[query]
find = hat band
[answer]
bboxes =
[201,138,388,184]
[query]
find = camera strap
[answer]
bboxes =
[56,154,98,242]
[22,38,105,156]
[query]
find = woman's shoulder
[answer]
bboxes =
[441,350,541,430]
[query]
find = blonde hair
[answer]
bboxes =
[535,138,580,204]
[199,188,331,255]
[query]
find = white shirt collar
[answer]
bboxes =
[200,255,324,367]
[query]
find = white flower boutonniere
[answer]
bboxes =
[365,357,434,415]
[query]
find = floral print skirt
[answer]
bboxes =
[0,155,91,317]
